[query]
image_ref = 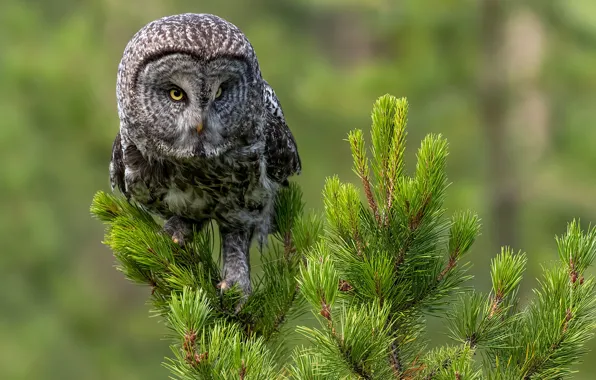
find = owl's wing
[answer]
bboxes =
[110,131,127,195]
[263,81,301,185]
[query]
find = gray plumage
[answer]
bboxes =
[110,13,301,298]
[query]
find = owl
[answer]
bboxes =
[110,13,301,298]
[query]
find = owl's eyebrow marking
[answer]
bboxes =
[135,51,250,90]
[205,53,247,63]
[134,51,199,88]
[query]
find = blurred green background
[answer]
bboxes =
[2,0,596,378]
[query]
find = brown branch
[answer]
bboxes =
[239,360,246,379]
[361,173,381,224]
[436,233,465,281]
[488,292,503,319]
[283,230,295,262]
[401,357,425,380]
[438,260,455,282]
[320,298,332,322]
[183,330,208,368]
[339,279,353,292]
[373,271,385,306]
[389,341,403,378]
[563,308,572,333]
[569,258,578,284]
[384,178,396,227]
[353,229,365,257]
[409,194,431,231]
[194,352,208,365]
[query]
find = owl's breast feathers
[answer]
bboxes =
[110,131,276,221]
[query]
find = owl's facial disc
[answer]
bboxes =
[131,53,257,159]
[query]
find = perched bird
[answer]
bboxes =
[110,13,301,297]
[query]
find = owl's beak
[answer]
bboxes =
[196,122,203,133]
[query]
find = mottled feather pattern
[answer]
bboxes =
[111,13,300,298]
[263,81,301,184]
[109,132,126,193]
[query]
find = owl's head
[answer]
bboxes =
[116,14,265,160]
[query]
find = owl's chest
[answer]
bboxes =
[126,155,268,219]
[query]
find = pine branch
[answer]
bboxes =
[418,345,480,380]
[91,181,319,378]
[439,210,481,281]
[164,292,280,379]
[91,94,596,379]
[296,303,395,379]
[512,222,596,378]
[349,128,379,225]
[295,95,596,378]
[488,247,526,318]
[370,95,400,219]
[91,191,222,314]
[299,95,483,378]
[385,97,408,226]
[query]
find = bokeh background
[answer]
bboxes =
[2,0,596,378]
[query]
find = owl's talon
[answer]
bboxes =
[216,277,251,296]
[163,216,200,248]
[217,279,249,313]
[170,232,186,247]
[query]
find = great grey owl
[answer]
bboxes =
[110,13,301,298]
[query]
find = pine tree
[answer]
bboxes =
[91,94,596,379]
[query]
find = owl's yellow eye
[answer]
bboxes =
[169,88,185,101]
[215,86,222,99]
